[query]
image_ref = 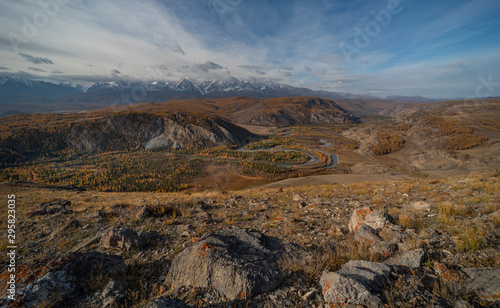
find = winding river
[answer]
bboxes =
[236,139,338,169]
[166,139,338,169]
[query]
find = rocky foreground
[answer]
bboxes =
[0,171,499,307]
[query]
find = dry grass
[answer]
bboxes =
[88,261,111,293]
[456,226,485,252]
[278,252,327,282]
[398,209,427,232]
[279,239,376,282]
[436,201,472,219]
[383,267,426,307]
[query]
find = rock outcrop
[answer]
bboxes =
[320,260,394,307]
[165,226,304,301]
[14,252,125,307]
[67,112,256,152]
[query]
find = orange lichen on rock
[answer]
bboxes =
[200,242,218,256]
[353,208,372,233]
[323,280,331,294]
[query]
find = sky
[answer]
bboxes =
[1,0,500,98]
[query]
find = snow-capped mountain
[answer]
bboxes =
[83,77,301,97]
[0,75,387,116]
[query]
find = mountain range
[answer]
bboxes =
[0,76,439,116]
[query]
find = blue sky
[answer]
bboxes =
[1,0,500,98]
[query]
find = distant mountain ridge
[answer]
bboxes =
[384,95,439,103]
[0,76,81,98]
[0,75,438,116]
[83,77,348,98]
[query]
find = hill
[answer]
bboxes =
[129,96,355,127]
[343,98,500,176]
[0,110,256,160]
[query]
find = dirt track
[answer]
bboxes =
[260,173,411,188]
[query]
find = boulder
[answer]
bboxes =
[464,267,500,303]
[320,260,394,307]
[165,227,303,301]
[385,249,426,268]
[348,207,394,233]
[100,227,143,251]
[379,224,405,243]
[420,229,456,250]
[354,224,382,245]
[16,252,125,307]
[369,241,398,257]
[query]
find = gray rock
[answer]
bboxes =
[101,280,124,299]
[454,299,473,308]
[369,241,398,257]
[336,260,393,291]
[102,297,119,308]
[464,267,500,303]
[89,210,102,218]
[320,260,393,307]
[70,232,103,253]
[26,205,73,217]
[302,289,318,301]
[385,249,426,268]
[293,194,305,201]
[40,199,71,207]
[17,252,125,307]
[420,229,456,250]
[101,280,125,308]
[354,224,382,245]
[18,270,74,308]
[408,201,431,212]
[379,224,405,243]
[48,218,80,240]
[135,205,152,220]
[47,206,73,215]
[348,207,394,233]
[100,227,143,251]
[165,227,303,301]
[145,297,189,308]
